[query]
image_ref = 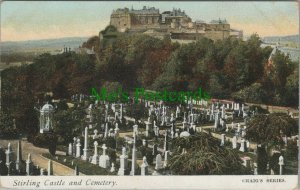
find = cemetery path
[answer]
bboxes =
[0,139,77,176]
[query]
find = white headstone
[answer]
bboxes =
[104,123,108,138]
[220,134,225,146]
[110,163,115,172]
[163,151,169,168]
[68,143,73,156]
[48,160,53,176]
[76,139,81,158]
[99,144,110,168]
[114,123,120,137]
[5,143,12,167]
[279,156,284,175]
[16,141,21,171]
[232,136,237,149]
[239,139,245,152]
[130,135,137,176]
[26,154,32,176]
[40,168,44,176]
[141,156,149,176]
[93,129,98,139]
[155,154,163,170]
[118,147,128,176]
[91,141,99,164]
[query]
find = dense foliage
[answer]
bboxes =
[245,113,298,146]
[1,30,298,136]
[168,133,251,175]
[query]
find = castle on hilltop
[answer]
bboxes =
[109,6,243,42]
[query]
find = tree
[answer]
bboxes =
[53,110,82,144]
[232,83,267,103]
[257,144,268,174]
[168,133,251,175]
[0,111,19,139]
[245,113,298,147]
[284,67,299,107]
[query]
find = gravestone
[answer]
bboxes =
[74,165,79,176]
[163,151,169,168]
[242,157,251,168]
[99,144,110,169]
[5,143,12,167]
[26,154,32,176]
[104,123,108,138]
[16,141,22,172]
[220,134,225,146]
[279,156,284,175]
[239,139,246,152]
[40,168,45,176]
[114,123,120,138]
[93,129,98,140]
[130,135,137,176]
[68,143,72,156]
[72,137,77,157]
[91,141,99,164]
[163,131,168,153]
[232,136,237,149]
[117,147,128,176]
[82,127,89,161]
[141,156,149,176]
[48,160,53,176]
[110,163,115,172]
[155,154,163,170]
[76,139,81,158]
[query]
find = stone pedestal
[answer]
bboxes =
[82,127,89,161]
[118,147,128,176]
[91,141,99,164]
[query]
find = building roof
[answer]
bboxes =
[113,6,159,15]
[210,19,228,24]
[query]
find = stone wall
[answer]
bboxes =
[110,13,132,32]
[204,30,230,41]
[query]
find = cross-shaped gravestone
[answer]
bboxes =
[93,129,98,139]
[99,144,110,168]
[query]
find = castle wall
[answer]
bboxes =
[108,7,241,42]
[110,13,132,32]
[204,30,230,41]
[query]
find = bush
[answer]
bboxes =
[249,105,269,114]
[107,149,117,163]
[104,137,116,149]
[0,128,20,139]
[269,152,281,174]
[116,137,125,149]
[285,140,298,161]
[257,145,268,174]
[232,83,267,104]
[32,133,58,155]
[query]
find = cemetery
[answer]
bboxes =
[0,93,298,176]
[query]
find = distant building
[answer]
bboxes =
[108,6,243,42]
[110,6,160,32]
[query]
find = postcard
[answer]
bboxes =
[0,1,299,189]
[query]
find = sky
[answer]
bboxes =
[1,1,299,42]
